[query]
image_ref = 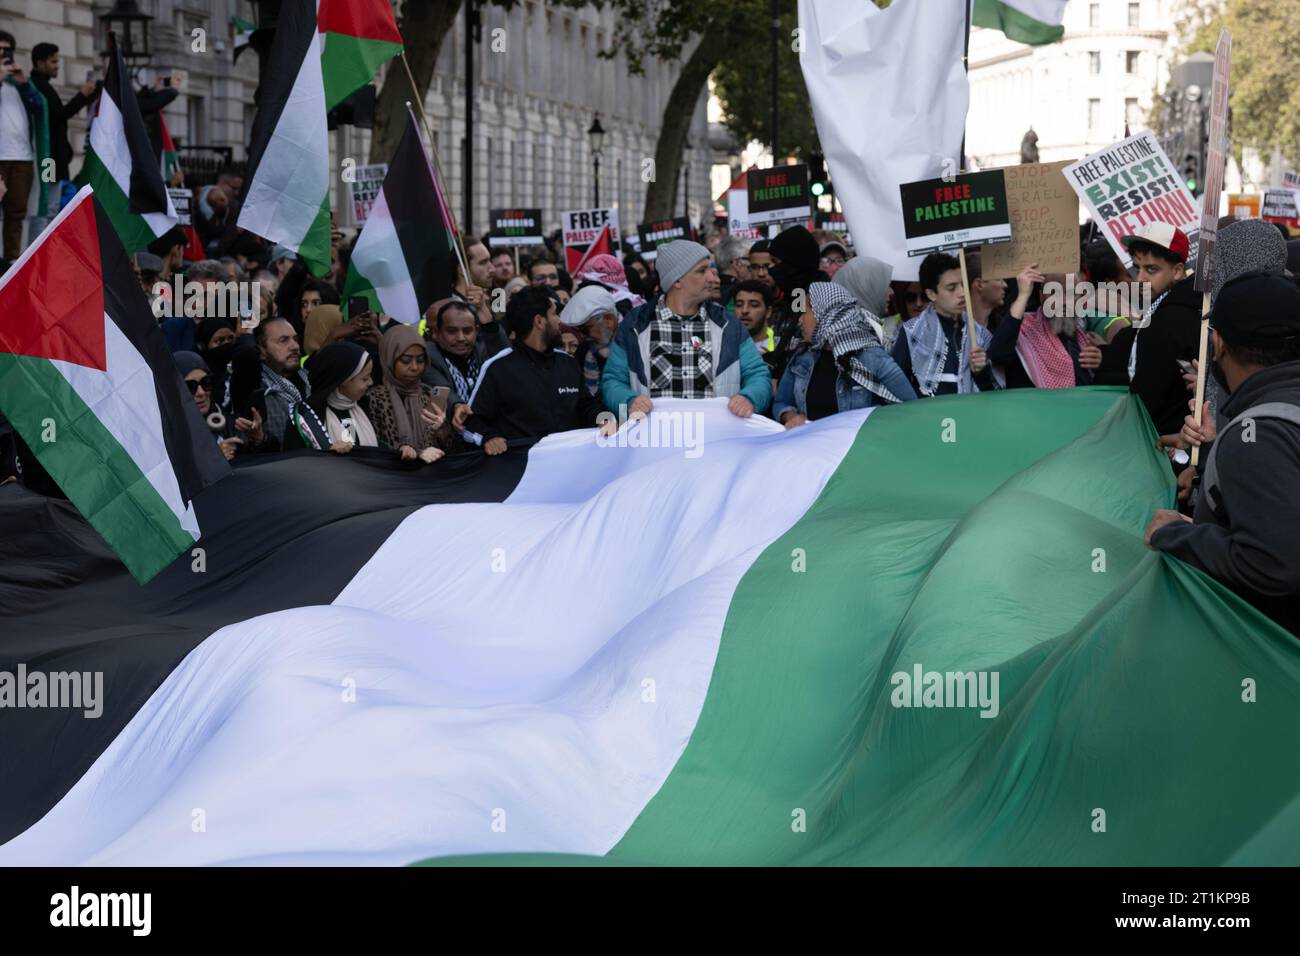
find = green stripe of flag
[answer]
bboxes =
[607,388,1297,865]
[0,351,192,582]
[321,31,403,112]
[79,150,158,255]
[973,0,1066,45]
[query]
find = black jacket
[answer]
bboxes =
[463,343,605,444]
[421,322,509,400]
[1096,276,1201,436]
[30,72,90,182]
[1152,360,1300,636]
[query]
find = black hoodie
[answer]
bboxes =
[1152,359,1300,636]
[1096,275,1202,436]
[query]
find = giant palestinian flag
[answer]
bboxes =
[76,44,178,255]
[1,390,1298,865]
[0,188,228,585]
[342,109,455,322]
[239,0,401,276]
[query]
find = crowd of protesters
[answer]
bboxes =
[0,25,1297,634]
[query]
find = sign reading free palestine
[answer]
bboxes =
[898,170,1012,257]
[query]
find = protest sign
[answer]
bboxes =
[1062,130,1198,270]
[1283,170,1300,191]
[636,217,692,261]
[1194,31,1231,292]
[898,170,1011,257]
[561,207,619,272]
[489,208,543,247]
[815,210,848,235]
[346,164,387,227]
[1227,193,1260,219]
[746,165,811,225]
[979,161,1079,279]
[1262,189,1299,229]
[166,188,193,227]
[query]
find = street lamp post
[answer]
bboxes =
[100,0,154,81]
[587,115,606,207]
[682,136,692,219]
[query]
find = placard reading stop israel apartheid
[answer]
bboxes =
[489,208,543,247]
[636,217,692,262]
[1062,130,1199,270]
[746,164,811,225]
[898,170,1011,257]
[979,162,1079,278]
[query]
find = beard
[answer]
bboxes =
[1049,311,1078,338]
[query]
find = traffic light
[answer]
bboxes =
[808,152,830,197]
[1181,152,1201,195]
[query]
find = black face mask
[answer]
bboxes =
[201,341,238,370]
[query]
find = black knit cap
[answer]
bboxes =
[1208,271,1300,347]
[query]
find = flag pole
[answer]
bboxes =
[400,54,470,283]
[959,0,975,355]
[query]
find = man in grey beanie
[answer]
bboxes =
[599,239,772,419]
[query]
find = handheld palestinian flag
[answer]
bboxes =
[76,43,178,255]
[0,187,228,584]
[231,14,255,63]
[239,0,402,276]
[973,0,1067,45]
[3,391,1298,865]
[319,0,403,111]
[158,115,206,261]
[569,222,615,275]
[342,108,456,322]
[23,82,54,218]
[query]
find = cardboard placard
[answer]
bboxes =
[1062,130,1199,270]
[166,187,193,227]
[636,217,692,262]
[898,170,1012,257]
[745,165,811,225]
[979,161,1080,278]
[1227,193,1260,219]
[346,163,387,227]
[561,207,620,271]
[489,208,543,247]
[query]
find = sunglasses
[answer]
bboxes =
[185,376,212,394]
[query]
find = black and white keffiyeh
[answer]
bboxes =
[807,282,902,404]
[901,302,993,396]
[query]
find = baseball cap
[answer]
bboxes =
[1120,222,1190,263]
[1207,271,1300,347]
[820,240,848,260]
[559,284,616,327]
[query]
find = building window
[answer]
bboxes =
[1125,98,1141,131]
[1089,3,1100,29]
[1126,51,1140,74]
[1088,98,1101,131]
[1090,51,1101,74]
[1128,2,1140,28]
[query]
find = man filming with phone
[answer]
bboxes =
[0,30,45,263]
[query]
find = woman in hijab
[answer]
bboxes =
[772,282,917,428]
[174,350,242,460]
[834,255,905,350]
[286,341,379,453]
[364,324,451,463]
[194,316,239,415]
[302,303,344,356]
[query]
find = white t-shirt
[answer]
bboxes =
[0,82,32,161]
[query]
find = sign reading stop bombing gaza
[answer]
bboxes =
[898,170,1012,257]
[489,208,543,247]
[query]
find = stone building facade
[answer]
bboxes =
[2,0,713,240]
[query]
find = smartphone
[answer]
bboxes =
[426,386,450,415]
[1177,359,1195,375]
[238,387,267,424]
[347,296,369,320]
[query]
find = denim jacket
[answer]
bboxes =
[772,344,917,421]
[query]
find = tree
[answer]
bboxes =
[711,5,820,165]
[369,0,467,165]
[1159,0,1300,165]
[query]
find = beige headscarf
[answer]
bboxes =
[303,304,343,353]
[380,324,429,448]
